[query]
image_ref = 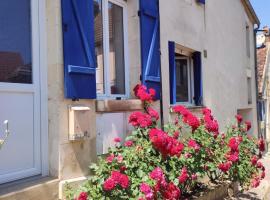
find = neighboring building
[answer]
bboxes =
[257,26,270,153]
[0,0,260,199]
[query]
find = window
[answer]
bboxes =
[94,0,128,98]
[247,77,252,104]
[246,24,250,58]
[175,56,193,103]
[169,42,202,106]
[0,0,32,84]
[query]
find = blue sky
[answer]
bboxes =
[250,0,270,28]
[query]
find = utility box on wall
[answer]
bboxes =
[68,105,91,141]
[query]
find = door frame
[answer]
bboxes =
[38,0,49,177]
[0,0,48,183]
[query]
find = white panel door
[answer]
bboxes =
[0,0,41,184]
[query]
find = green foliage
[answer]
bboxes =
[66,89,265,200]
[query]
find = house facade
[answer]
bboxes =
[257,26,270,154]
[0,0,260,199]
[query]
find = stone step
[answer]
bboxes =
[0,176,59,200]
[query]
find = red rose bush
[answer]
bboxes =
[67,84,266,200]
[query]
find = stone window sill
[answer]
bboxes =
[96,99,143,113]
[170,105,205,116]
[186,105,205,111]
[170,104,205,110]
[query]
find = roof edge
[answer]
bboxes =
[241,0,260,26]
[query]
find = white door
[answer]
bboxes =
[0,0,41,184]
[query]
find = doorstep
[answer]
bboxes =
[0,176,59,200]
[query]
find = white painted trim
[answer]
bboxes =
[38,0,49,177]
[0,0,46,184]
[97,0,130,99]
[31,0,42,176]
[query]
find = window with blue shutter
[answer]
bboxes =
[169,42,203,106]
[139,0,161,100]
[61,0,96,99]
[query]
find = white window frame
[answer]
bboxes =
[97,0,129,100]
[175,56,194,106]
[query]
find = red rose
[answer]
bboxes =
[256,161,264,169]
[261,171,266,179]
[173,131,180,139]
[133,84,156,102]
[178,167,189,184]
[103,178,116,191]
[106,171,130,189]
[140,183,152,194]
[120,166,127,172]
[191,173,198,180]
[124,140,133,147]
[202,108,212,116]
[203,108,219,134]
[128,112,152,128]
[106,154,115,163]
[117,155,123,163]
[218,162,232,172]
[258,138,265,152]
[119,174,129,189]
[235,114,243,124]
[188,139,200,152]
[172,105,200,132]
[77,192,88,200]
[149,88,156,98]
[245,121,252,131]
[162,182,181,200]
[251,177,260,188]
[227,152,239,163]
[149,129,184,157]
[228,137,240,152]
[114,137,121,143]
[184,153,192,159]
[150,167,165,182]
[137,114,152,128]
[147,107,159,121]
[251,155,258,166]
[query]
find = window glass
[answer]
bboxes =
[94,0,105,94]
[108,2,125,95]
[176,58,189,102]
[0,0,32,84]
[246,25,250,58]
[247,77,252,104]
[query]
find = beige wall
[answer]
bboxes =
[47,0,98,180]
[46,0,142,180]
[159,0,258,134]
[46,0,258,183]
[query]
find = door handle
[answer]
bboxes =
[0,120,10,149]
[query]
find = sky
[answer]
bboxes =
[250,0,270,28]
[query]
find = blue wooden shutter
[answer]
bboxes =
[61,0,96,99]
[193,52,203,106]
[169,41,176,105]
[139,0,161,99]
[197,0,205,4]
